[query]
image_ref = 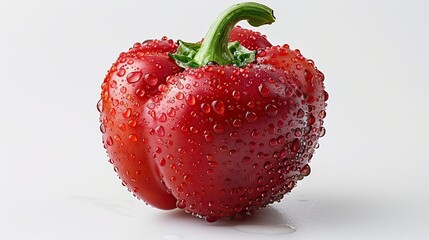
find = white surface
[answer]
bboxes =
[1,0,428,239]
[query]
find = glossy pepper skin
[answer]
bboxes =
[98,2,327,221]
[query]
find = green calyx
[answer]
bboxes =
[170,2,275,68]
[170,41,256,68]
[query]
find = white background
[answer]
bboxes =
[1,0,428,239]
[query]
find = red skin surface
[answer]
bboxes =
[146,65,307,218]
[99,27,327,219]
[99,38,181,209]
[230,25,272,50]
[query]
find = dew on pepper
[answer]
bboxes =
[135,88,146,97]
[110,80,117,88]
[128,119,137,127]
[122,108,132,118]
[204,133,214,143]
[100,123,106,133]
[296,109,304,118]
[291,138,301,152]
[265,104,278,117]
[300,164,311,176]
[213,124,225,134]
[177,199,186,209]
[258,83,270,97]
[126,71,142,83]
[96,99,103,113]
[245,111,258,122]
[144,73,158,86]
[232,90,241,100]
[167,107,176,117]
[251,129,260,139]
[106,136,114,146]
[128,134,138,142]
[155,126,165,137]
[212,100,225,115]
[117,67,126,77]
[201,103,211,113]
[319,127,326,137]
[233,119,243,128]
[158,113,167,123]
[186,94,196,106]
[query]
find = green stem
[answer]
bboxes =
[193,2,275,66]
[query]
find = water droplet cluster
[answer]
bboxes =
[143,56,326,220]
[98,30,327,222]
[97,37,181,210]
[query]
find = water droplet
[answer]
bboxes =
[232,90,241,100]
[319,110,327,119]
[258,83,270,97]
[208,161,218,168]
[285,87,293,97]
[304,69,313,82]
[233,119,242,128]
[245,111,258,123]
[96,99,103,113]
[277,135,286,144]
[135,88,146,97]
[206,154,214,161]
[251,129,260,139]
[264,161,272,169]
[242,156,251,163]
[120,86,127,93]
[257,49,267,57]
[186,94,196,106]
[176,199,186,209]
[128,119,137,128]
[323,90,329,101]
[296,109,305,118]
[212,100,225,115]
[213,124,225,134]
[291,138,301,152]
[300,164,311,176]
[167,108,176,117]
[269,138,277,147]
[99,123,106,133]
[128,134,138,142]
[158,113,167,122]
[319,127,326,137]
[109,108,116,116]
[247,101,255,108]
[176,92,184,100]
[144,73,158,86]
[309,114,316,125]
[106,136,113,146]
[158,84,168,92]
[122,108,132,118]
[205,216,218,222]
[159,158,166,166]
[204,133,213,142]
[155,126,165,137]
[126,71,142,83]
[265,104,278,117]
[201,103,211,113]
[117,67,126,77]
